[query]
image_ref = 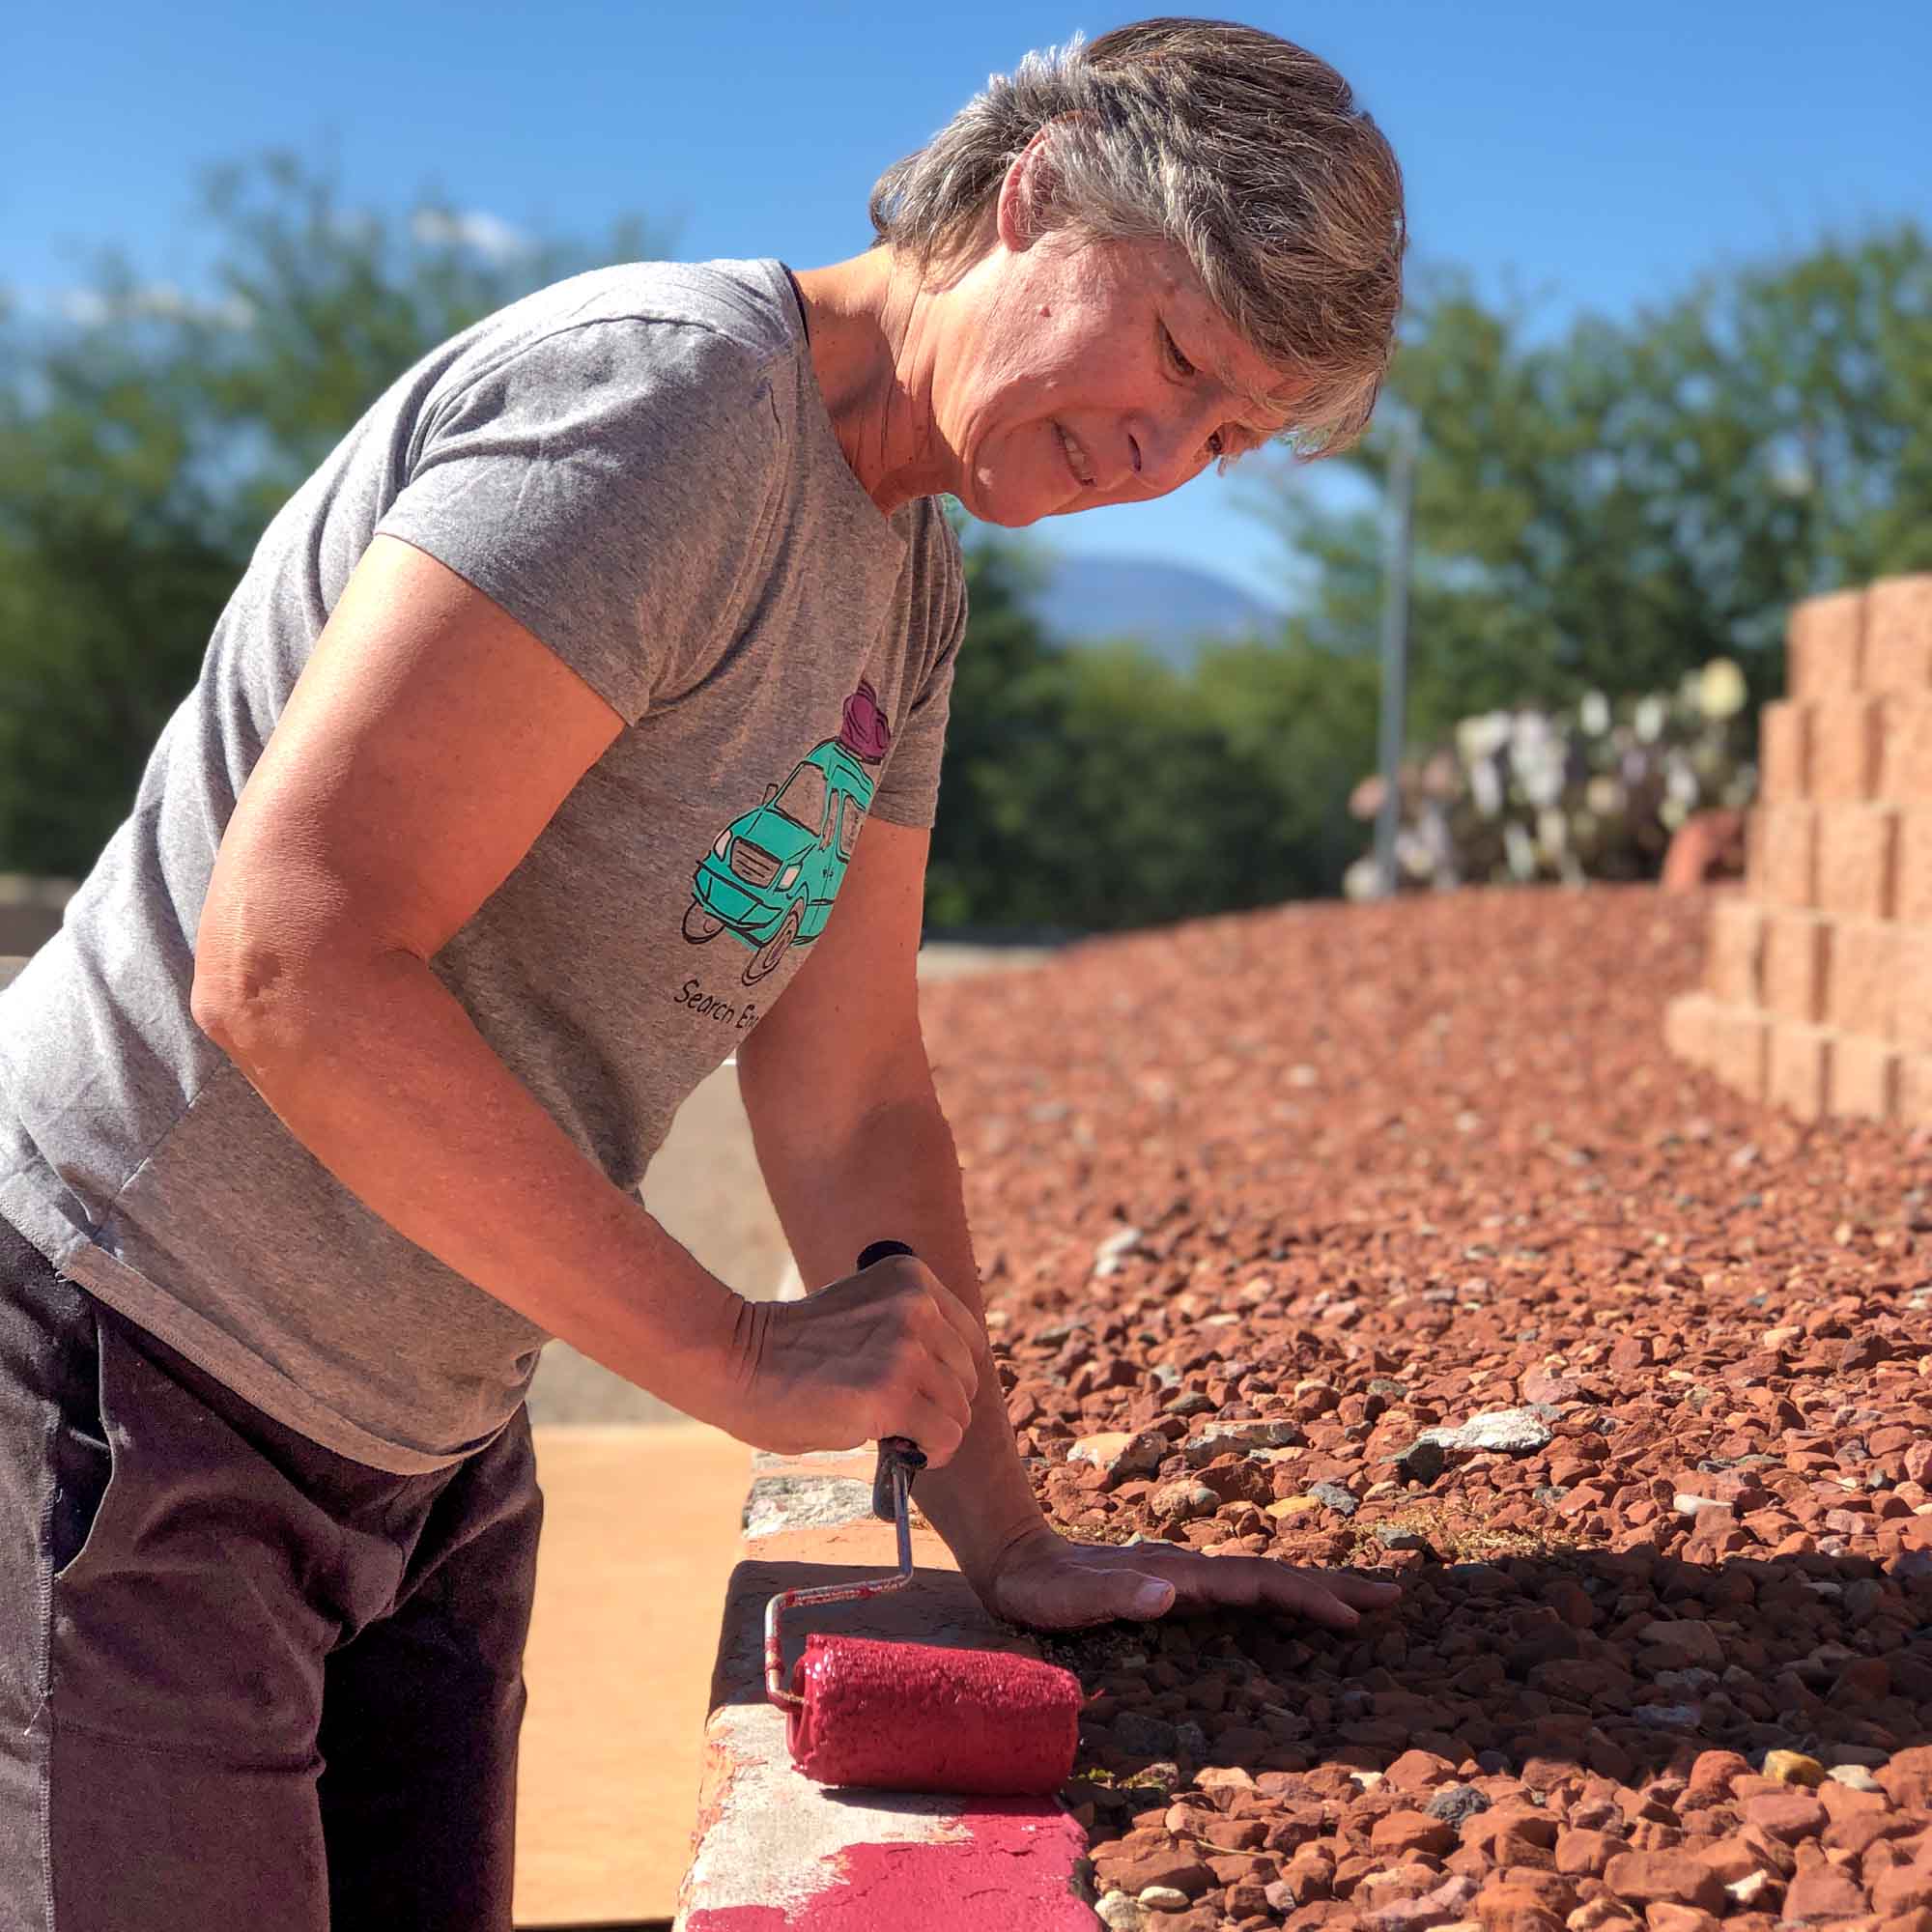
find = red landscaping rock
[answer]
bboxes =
[1386,1747,1459,1791]
[1882,1751,1932,1810]
[1109,1850,1215,1897]
[1643,1908,1721,1932]
[1739,1790,1829,1841]
[1473,1886,1565,1931]
[1875,1866,1932,1918]
[1694,1833,1777,1885]
[1372,1810,1459,1857]
[913,889,1932,1932]
[1599,1851,1726,1915]
[1555,1828,1620,1877]
[1780,1861,1871,1921]
[1685,1749,1750,1798]
[1480,1867,1577,1916]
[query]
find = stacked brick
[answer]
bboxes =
[1665,575,1932,1122]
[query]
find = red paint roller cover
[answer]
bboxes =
[786,1634,1081,1795]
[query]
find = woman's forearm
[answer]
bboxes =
[195,946,748,1417]
[751,1093,1049,1581]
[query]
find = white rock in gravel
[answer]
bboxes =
[1136,1886,1189,1911]
[1828,1764,1882,1791]
[1673,1492,1728,1515]
[1412,1406,1555,1458]
[1150,1479,1220,1522]
[1096,1892,1149,1931]
[1727,1870,1775,1906]
[1093,1227,1142,1277]
[1069,1430,1167,1482]
[1182,1419,1301,1464]
[1458,1406,1557,1451]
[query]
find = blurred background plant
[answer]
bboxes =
[0,153,661,878]
[1339,658,1754,898]
[1252,232,1932,752]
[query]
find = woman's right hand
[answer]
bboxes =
[711,1248,984,1465]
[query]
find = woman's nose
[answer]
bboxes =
[1129,410,1210,493]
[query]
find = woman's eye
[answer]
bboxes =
[1162,326,1196,378]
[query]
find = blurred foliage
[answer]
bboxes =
[1345,660,1754,897]
[4,162,1929,933]
[928,528,1379,931]
[0,152,663,874]
[1252,223,1932,749]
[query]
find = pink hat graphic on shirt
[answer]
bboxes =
[837,680,893,764]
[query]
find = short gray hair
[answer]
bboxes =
[869,18,1406,460]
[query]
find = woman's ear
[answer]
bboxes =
[995,123,1065,253]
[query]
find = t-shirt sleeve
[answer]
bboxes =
[373,319,781,726]
[869,507,968,831]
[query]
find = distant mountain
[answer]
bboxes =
[1021,554,1285,667]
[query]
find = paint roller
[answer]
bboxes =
[764,1239,1083,1795]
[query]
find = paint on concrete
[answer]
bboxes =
[677,1452,1097,1931]
[678,1703,964,1922]
[686,1803,1094,1929]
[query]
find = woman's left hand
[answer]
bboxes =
[973,1523,1402,1633]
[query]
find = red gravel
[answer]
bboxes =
[917,885,1932,1932]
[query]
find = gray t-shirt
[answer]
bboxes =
[0,257,965,1472]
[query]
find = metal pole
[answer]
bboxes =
[1373,406,1417,897]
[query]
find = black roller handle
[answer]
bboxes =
[857,1238,929,1522]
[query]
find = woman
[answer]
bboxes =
[0,18,1406,1927]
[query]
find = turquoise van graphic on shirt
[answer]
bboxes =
[682,682,893,986]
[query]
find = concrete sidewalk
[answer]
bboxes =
[516,1424,755,1927]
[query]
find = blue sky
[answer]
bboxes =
[9,2,1928,605]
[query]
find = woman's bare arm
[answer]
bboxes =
[194,532,979,1461]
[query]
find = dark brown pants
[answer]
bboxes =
[0,1212,543,1931]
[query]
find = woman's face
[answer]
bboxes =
[927,229,1294,528]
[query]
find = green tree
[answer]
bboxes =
[0,152,664,875]
[1254,224,1932,750]
[980,632,1378,930]
[1190,633,1382,901]
[923,526,1071,928]
[927,528,1380,932]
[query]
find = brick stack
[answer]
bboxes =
[1665,575,1932,1122]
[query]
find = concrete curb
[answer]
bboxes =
[673,1446,1100,1930]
